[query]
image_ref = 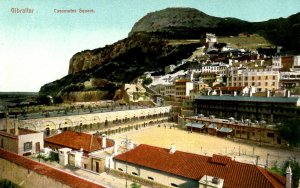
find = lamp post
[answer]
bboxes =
[121,136,131,188]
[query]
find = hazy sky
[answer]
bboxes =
[1,0,299,92]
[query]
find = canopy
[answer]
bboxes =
[208,123,217,129]
[218,127,233,133]
[186,123,205,129]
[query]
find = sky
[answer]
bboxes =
[0,0,299,92]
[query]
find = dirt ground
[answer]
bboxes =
[111,123,300,168]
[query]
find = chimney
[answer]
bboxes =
[14,120,19,136]
[127,140,134,150]
[266,89,270,97]
[249,88,253,97]
[286,164,292,188]
[102,134,107,148]
[286,90,291,98]
[169,144,176,154]
[5,113,10,133]
[113,144,118,155]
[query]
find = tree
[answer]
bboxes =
[269,159,300,188]
[281,159,300,188]
[142,77,152,85]
[276,117,300,147]
[130,182,141,188]
[0,179,21,188]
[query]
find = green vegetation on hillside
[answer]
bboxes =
[218,34,274,50]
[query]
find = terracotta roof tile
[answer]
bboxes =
[45,131,114,153]
[114,144,285,188]
[210,154,231,165]
[0,148,105,188]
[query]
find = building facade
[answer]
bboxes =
[18,106,171,136]
[113,144,285,188]
[175,79,194,99]
[45,130,114,173]
[194,95,300,123]
[227,68,280,92]
[0,118,44,155]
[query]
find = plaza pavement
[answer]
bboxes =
[110,123,300,168]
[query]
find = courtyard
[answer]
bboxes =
[111,123,300,168]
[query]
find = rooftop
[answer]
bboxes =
[114,144,285,188]
[0,128,39,138]
[45,131,114,153]
[0,148,105,188]
[212,86,246,91]
[195,95,300,104]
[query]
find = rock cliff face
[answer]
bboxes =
[69,32,169,75]
[40,32,199,96]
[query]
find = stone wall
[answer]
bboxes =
[0,135,18,154]
[0,158,71,188]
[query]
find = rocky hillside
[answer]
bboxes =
[40,32,200,97]
[129,8,300,52]
[40,8,300,98]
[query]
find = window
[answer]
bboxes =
[258,76,261,80]
[24,142,32,152]
[171,183,179,187]
[148,177,154,180]
[272,82,275,86]
[118,168,123,171]
[252,82,255,86]
[273,76,276,80]
[265,76,268,79]
[245,83,248,86]
[252,76,255,80]
[245,77,248,80]
[0,139,3,148]
[132,172,138,176]
[265,82,268,86]
[267,133,275,138]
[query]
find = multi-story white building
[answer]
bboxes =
[272,56,282,70]
[280,71,300,88]
[201,62,228,75]
[165,84,175,98]
[175,79,194,99]
[227,68,280,92]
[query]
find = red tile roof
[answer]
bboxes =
[45,131,114,153]
[114,144,285,188]
[0,148,105,188]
